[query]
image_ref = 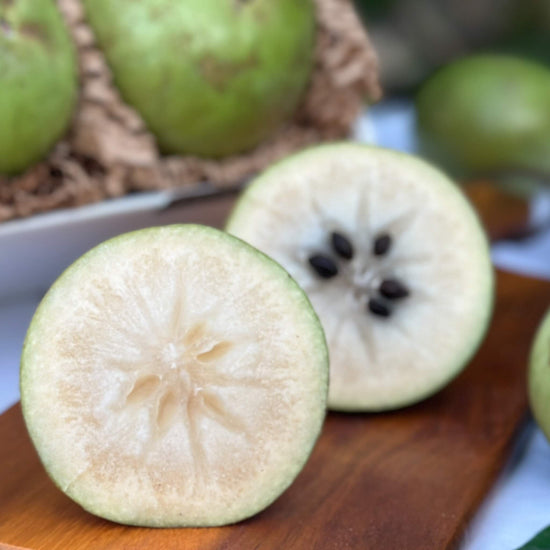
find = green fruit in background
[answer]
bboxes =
[0,0,78,176]
[83,0,316,159]
[529,309,550,442]
[416,55,550,182]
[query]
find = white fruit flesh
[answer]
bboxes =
[227,144,494,411]
[20,225,328,526]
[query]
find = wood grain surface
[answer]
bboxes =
[1,193,549,550]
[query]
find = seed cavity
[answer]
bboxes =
[331,231,354,260]
[184,322,208,346]
[126,375,161,405]
[156,390,180,433]
[201,390,248,434]
[309,254,338,279]
[306,228,412,320]
[368,298,391,318]
[373,233,392,256]
[379,278,410,300]
[196,341,233,362]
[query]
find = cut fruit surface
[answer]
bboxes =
[227,143,494,411]
[20,225,328,526]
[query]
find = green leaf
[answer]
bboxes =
[515,526,550,550]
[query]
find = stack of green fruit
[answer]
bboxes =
[0,0,316,176]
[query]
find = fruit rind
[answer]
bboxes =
[21,224,328,526]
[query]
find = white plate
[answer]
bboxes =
[0,186,239,304]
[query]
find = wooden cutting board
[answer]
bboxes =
[1,193,549,550]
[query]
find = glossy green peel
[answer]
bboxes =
[83,0,315,158]
[0,0,77,175]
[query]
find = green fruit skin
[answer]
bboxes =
[529,308,550,442]
[84,0,315,157]
[0,0,78,176]
[416,55,550,179]
[83,0,315,158]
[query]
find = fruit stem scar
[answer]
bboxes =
[19,23,49,45]
[0,18,12,36]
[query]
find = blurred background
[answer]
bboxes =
[355,0,550,268]
[355,0,550,94]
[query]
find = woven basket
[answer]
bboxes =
[0,0,380,222]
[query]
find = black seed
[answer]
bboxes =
[368,298,391,318]
[308,254,339,279]
[373,233,392,256]
[379,278,410,300]
[331,231,354,260]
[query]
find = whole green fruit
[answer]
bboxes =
[0,0,78,176]
[416,55,550,181]
[529,309,550,442]
[83,0,316,158]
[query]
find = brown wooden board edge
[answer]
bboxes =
[1,271,549,549]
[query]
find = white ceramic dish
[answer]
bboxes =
[0,186,240,304]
